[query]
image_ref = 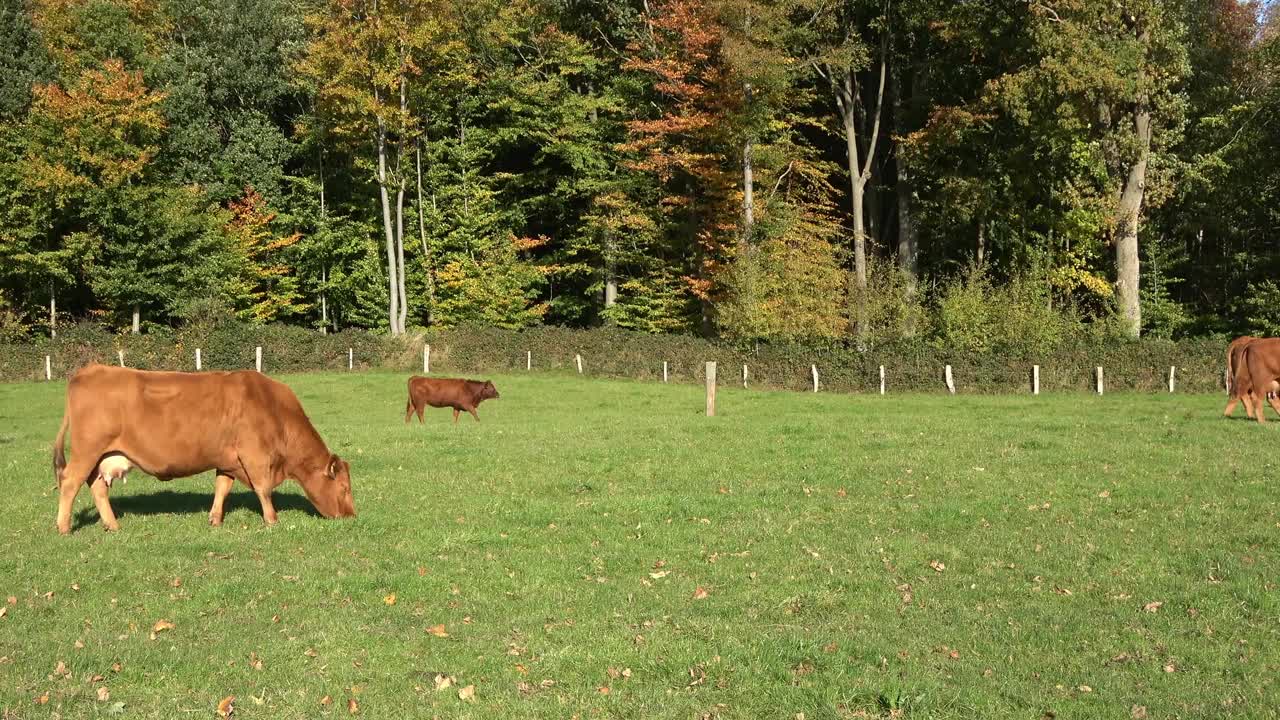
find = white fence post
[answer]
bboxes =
[424,344,430,373]
[117,350,124,367]
[663,361,668,383]
[742,364,748,388]
[1095,366,1104,395]
[348,348,353,371]
[576,354,583,374]
[1169,366,1176,393]
[255,346,262,373]
[705,362,717,417]
[526,350,531,371]
[879,365,886,395]
[811,364,819,393]
[195,348,202,371]
[45,355,51,381]
[1032,365,1040,395]
[945,365,955,395]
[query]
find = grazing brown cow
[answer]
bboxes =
[52,364,355,534]
[1226,335,1257,397]
[404,376,499,424]
[1244,338,1280,424]
[1224,336,1280,419]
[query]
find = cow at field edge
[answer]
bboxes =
[52,364,355,534]
[1244,338,1280,424]
[404,376,499,424]
[1223,336,1275,418]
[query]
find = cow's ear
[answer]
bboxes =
[326,454,341,479]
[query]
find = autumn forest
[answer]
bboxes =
[2,0,1279,349]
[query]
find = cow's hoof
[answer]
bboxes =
[102,522,120,532]
[209,515,223,527]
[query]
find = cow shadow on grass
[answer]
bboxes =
[72,489,320,531]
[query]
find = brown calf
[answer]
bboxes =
[1244,338,1280,424]
[405,376,499,424]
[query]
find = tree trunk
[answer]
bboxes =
[742,138,754,243]
[131,304,140,334]
[416,141,435,327]
[320,266,328,335]
[1115,99,1150,339]
[977,221,986,267]
[893,66,918,289]
[395,68,408,334]
[376,105,400,335]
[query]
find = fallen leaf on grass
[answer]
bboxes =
[417,566,427,576]
[1098,490,1111,498]
[836,488,847,498]
[1163,663,1176,673]
[1054,587,1073,596]
[249,653,263,671]
[90,674,105,682]
[150,620,175,640]
[649,570,670,580]
[383,594,397,606]
[1143,601,1163,613]
[111,662,122,673]
[427,624,449,638]
[433,674,454,691]
[458,685,475,702]
[514,664,528,675]
[347,697,359,714]
[1078,685,1092,693]
[0,607,7,619]
[6,596,15,605]
[96,687,110,702]
[692,587,710,600]
[929,560,946,573]
[216,695,234,718]
[35,692,49,705]
[74,639,85,649]
[597,686,611,695]
[171,578,182,588]
[304,648,318,658]
[320,695,332,706]
[822,642,839,653]
[71,584,80,591]
[54,660,69,677]
[1131,705,1148,719]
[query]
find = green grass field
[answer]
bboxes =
[1,372,1277,719]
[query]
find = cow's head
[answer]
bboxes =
[482,380,500,400]
[301,454,355,519]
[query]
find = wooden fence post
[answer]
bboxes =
[1032,365,1040,395]
[195,348,202,371]
[706,361,717,417]
[743,364,748,388]
[663,361,668,383]
[576,354,583,374]
[1095,366,1104,395]
[811,364,819,393]
[1169,366,1176,393]
[526,350,531,370]
[879,365,885,395]
[45,355,51,381]
[424,344,431,373]
[117,350,124,367]
[945,365,955,395]
[255,346,262,373]
[348,348,353,371]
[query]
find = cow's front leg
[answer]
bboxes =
[255,486,278,525]
[467,407,480,422]
[88,476,120,532]
[209,472,234,526]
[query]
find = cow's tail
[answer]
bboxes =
[52,407,70,487]
[1227,343,1237,397]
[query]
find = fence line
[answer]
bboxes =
[25,348,1214,396]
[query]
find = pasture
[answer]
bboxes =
[0,372,1277,719]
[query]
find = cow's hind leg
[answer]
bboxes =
[208,472,235,526]
[452,408,460,424]
[55,456,99,535]
[88,474,120,532]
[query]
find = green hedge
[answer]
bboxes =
[0,321,1230,394]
